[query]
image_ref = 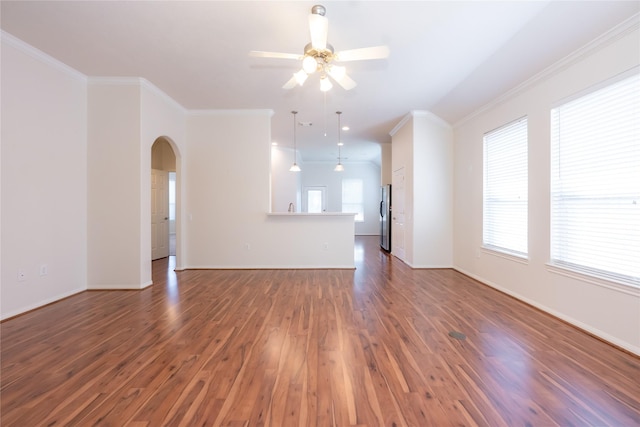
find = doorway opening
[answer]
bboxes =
[151,137,178,261]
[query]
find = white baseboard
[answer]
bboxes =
[453,266,640,356]
[183,265,356,270]
[88,280,153,290]
[1,287,85,321]
[409,264,454,269]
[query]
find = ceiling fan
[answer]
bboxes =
[249,4,389,91]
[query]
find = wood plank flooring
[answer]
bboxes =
[1,236,639,426]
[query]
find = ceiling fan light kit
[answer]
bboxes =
[249,4,389,92]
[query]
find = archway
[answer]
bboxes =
[151,137,178,261]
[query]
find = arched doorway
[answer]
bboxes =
[151,137,178,261]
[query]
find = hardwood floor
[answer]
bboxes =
[1,236,639,426]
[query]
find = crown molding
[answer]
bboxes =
[87,77,187,114]
[454,12,640,128]
[389,110,451,136]
[389,113,412,137]
[140,78,187,114]
[1,30,86,82]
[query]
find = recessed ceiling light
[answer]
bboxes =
[342,126,349,131]
[271,141,278,146]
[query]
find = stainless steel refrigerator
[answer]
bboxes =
[380,184,391,251]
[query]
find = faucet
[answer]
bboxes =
[288,202,294,213]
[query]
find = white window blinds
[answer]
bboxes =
[550,71,640,286]
[342,179,364,222]
[483,117,528,256]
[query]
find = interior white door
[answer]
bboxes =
[392,167,406,261]
[151,169,169,260]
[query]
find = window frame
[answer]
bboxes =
[549,69,640,288]
[482,116,529,258]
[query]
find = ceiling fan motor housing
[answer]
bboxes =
[303,42,335,71]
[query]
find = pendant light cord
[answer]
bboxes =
[292,111,297,163]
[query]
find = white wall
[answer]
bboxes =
[184,111,354,268]
[453,22,640,354]
[87,81,143,289]
[86,78,187,289]
[391,112,454,268]
[412,112,453,268]
[301,162,381,235]
[270,145,300,213]
[1,33,87,319]
[380,142,392,186]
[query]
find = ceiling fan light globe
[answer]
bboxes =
[302,56,318,74]
[320,76,332,92]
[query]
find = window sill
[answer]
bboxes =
[546,263,640,296]
[481,246,529,265]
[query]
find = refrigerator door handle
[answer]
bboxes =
[380,201,384,217]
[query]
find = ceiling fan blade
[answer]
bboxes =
[335,45,390,62]
[309,13,328,50]
[328,67,357,90]
[282,75,298,89]
[249,50,301,60]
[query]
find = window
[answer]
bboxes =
[483,117,528,256]
[550,71,640,286]
[342,179,364,222]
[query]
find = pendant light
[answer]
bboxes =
[289,111,301,172]
[334,111,344,172]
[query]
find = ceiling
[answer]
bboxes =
[2,1,638,165]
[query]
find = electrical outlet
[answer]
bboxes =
[18,270,26,282]
[245,243,251,250]
[323,242,329,250]
[40,264,48,276]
